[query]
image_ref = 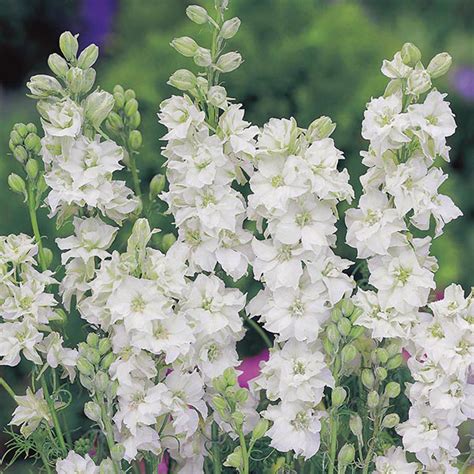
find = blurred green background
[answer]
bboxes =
[0,0,473,468]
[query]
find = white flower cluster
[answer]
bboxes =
[397,284,473,472]
[76,218,248,470]
[247,117,354,458]
[347,46,462,341]
[0,234,77,379]
[159,93,257,280]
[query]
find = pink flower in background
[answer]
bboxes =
[238,349,269,388]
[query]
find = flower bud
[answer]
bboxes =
[194,47,213,67]
[77,44,99,69]
[338,444,355,466]
[84,401,102,422]
[341,299,355,317]
[208,85,227,108]
[384,79,403,97]
[322,336,333,355]
[375,367,387,381]
[99,459,115,474]
[13,145,28,163]
[349,414,363,438]
[168,69,197,91]
[52,308,67,325]
[87,333,100,347]
[77,357,95,376]
[113,91,125,110]
[79,373,94,391]
[331,386,347,407]
[86,347,101,365]
[186,5,209,24]
[106,112,123,134]
[216,52,242,73]
[361,368,375,389]
[129,130,142,151]
[386,353,403,370]
[8,173,27,197]
[66,67,85,94]
[84,90,114,129]
[427,52,452,79]
[385,342,401,357]
[349,307,363,323]
[327,323,341,345]
[149,174,166,199]
[307,116,336,141]
[348,325,364,339]
[220,17,241,39]
[124,98,139,118]
[400,42,421,67]
[9,130,22,147]
[27,74,64,98]
[251,418,269,441]
[98,338,112,356]
[25,159,39,180]
[24,133,41,153]
[159,233,175,253]
[375,348,389,365]
[231,411,245,428]
[59,31,79,61]
[94,371,110,393]
[110,444,125,462]
[337,318,352,337]
[367,390,379,408]
[224,446,242,469]
[15,123,29,138]
[331,306,343,323]
[382,413,400,429]
[223,367,237,387]
[407,68,432,95]
[81,68,96,94]
[48,53,69,78]
[212,395,228,417]
[171,36,199,57]
[384,382,401,399]
[129,111,141,129]
[341,344,357,364]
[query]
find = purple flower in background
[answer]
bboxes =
[79,0,117,48]
[452,66,474,101]
[238,349,269,388]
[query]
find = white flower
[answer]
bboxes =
[257,117,299,155]
[10,388,51,437]
[381,52,412,79]
[41,97,83,137]
[0,234,37,266]
[56,451,99,474]
[263,401,322,459]
[345,189,406,258]
[374,446,419,474]
[0,320,43,366]
[39,332,78,381]
[118,425,161,462]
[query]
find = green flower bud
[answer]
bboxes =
[384,382,401,399]
[84,401,102,422]
[186,5,209,24]
[15,123,29,138]
[124,98,138,118]
[25,159,39,180]
[386,353,403,370]
[79,373,93,391]
[77,44,99,69]
[193,47,212,67]
[375,367,388,381]
[216,51,242,73]
[208,85,227,107]
[161,233,177,252]
[341,299,355,317]
[77,357,95,376]
[8,173,27,197]
[9,130,22,147]
[52,308,67,325]
[223,367,237,387]
[87,333,100,347]
[382,413,400,429]
[27,74,64,98]
[100,352,115,370]
[235,388,249,403]
[13,145,28,163]
[168,69,197,91]
[367,390,380,408]
[341,344,357,364]
[59,31,79,61]
[231,411,245,428]
[128,130,142,151]
[113,91,125,110]
[113,84,124,95]
[331,307,343,323]
[375,348,389,365]
[331,386,347,407]
[24,133,41,153]
[349,307,363,323]
[349,414,363,437]
[307,116,336,141]
[327,323,341,345]
[129,111,141,129]
[348,325,364,339]
[107,380,118,399]
[337,318,352,337]
[224,446,242,469]
[110,444,125,462]
[26,123,37,133]
[220,17,241,39]
[98,338,112,355]
[171,36,199,57]
[94,371,110,393]
[149,174,166,199]
[81,68,96,94]
[124,88,135,101]
[361,368,375,389]
[400,42,421,67]
[384,79,403,97]
[86,347,101,365]
[66,67,85,94]
[212,395,227,417]
[407,67,432,95]
[427,52,452,79]
[48,53,69,78]
[322,336,333,355]
[84,90,115,129]
[37,175,48,194]
[385,342,401,357]
[338,444,355,466]
[106,111,124,132]
[251,418,269,442]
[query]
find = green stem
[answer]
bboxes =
[40,376,67,456]
[361,412,381,474]
[97,395,121,474]
[237,429,250,474]
[328,411,339,474]
[27,182,47,271]
[37,442,53,474]
[0,377,16,399]
[127,150,142,199]
[242,313,272,349]
[211,422,222,474]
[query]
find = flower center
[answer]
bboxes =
[291,411,310,430]
[131,295,146,313]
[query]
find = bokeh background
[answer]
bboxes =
[0,0,473,469]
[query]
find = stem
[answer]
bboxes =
[327,411,339,474]
[97,395,121,474]
[237,428,250,474]
[27,182,47,271]
[0,377,16,399]
[361,412,381,474]
[242,313,272,349]
[211,422,222,474]
[127,150,142,199]
[37,442,53,474]
[40,376,67,456]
